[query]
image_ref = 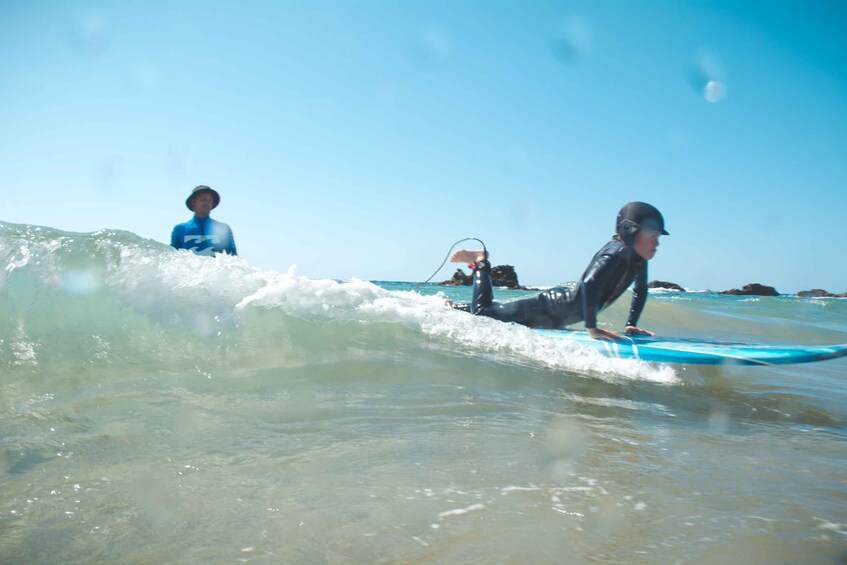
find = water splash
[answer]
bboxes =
[1,220,676,384]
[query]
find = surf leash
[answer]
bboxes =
[416,237,487,287]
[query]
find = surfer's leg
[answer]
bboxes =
[471,260,556,327]
[451,250,558,328]
[540,287,578,327]
[446,249,490,314]
[447,257,507,317]
[471,258,495,314]
[489,294,557,327]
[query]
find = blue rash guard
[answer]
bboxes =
[463,238,647,330]
[170,216,237,256]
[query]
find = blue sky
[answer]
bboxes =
[1,1,845,292]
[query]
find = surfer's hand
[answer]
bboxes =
[625,326,655,336]
[588,328,624,341]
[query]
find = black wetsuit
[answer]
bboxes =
[465,238,648,330]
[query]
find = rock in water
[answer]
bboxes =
[719,283,780,296]
[440,269,472,286]
[491,265,524,289]
[797,289,847,298]
[648,280,685,292]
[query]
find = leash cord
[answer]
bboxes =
[416,237,487,287]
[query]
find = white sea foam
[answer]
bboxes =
[438,504,486,519]
[235,270,678,384]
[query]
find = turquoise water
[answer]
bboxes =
[2,221,846,563]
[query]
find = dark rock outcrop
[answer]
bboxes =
[719,283,780,296]
[439,265,525,289]
[440,269,472,286]
[797,289,847,298]
[491,265,524,289]
[648,280,685,292]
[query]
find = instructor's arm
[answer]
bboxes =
[170,225,183,249]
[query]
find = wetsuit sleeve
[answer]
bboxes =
[626,264,648,327]
[580,254,613,329]
[170,224,183,249]
[226,226,237,256]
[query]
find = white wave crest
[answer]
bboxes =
[236,272,678,384]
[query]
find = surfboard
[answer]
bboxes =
[534,330,847,366]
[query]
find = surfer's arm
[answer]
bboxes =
[580,249,617,330]
[624,264,651,335]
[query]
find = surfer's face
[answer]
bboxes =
[634,229,660,260]
[192,193,214,217]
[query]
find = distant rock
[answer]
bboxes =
[491,265,525,289]
[440,269,472,286]
[439,265,526,289]
[648,280,685,292]
[797,289,847,298]
[719,283,780,296]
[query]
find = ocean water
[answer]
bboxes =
[1,220,846,564]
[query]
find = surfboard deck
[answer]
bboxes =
[534,329,847,366]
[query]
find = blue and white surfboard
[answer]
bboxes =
[535,330,847,366]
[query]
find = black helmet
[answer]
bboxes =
[616,202,669,243]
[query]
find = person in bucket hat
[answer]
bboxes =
[170,185,237,256]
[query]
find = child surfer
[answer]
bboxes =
[449,202,668,341]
